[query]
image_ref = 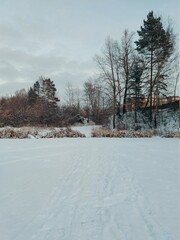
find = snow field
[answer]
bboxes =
[0,138,179,240]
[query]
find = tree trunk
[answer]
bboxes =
[135,90,138,124]
[150,49,153,124]
[174,73,179,111]
[123,83,128,114]
[113,85,116,129]
[154,61,160,129]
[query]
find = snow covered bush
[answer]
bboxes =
[91,128,153,138]
[115,109,179,134]
[0,127,29,139]
[43,128,85,138]
[161,132,180,138]
[0,127,85,139]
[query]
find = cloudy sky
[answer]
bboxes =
[0,0,179,97]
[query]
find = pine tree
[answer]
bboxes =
[28,77,60,125]
[28,87,37,105]
[129,60,144,123]
[28,81,40,104]
[40,78,60,124]
[135,11,174,125]
[33,81,40,97]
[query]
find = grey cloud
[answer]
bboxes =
[0,46,96,96]
[0,81,31,97]
[0,0,178,97]
[0,63,22,81]
[0,23,25,52]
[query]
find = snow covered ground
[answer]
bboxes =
[71,125,101,137]
[0,137,179,240]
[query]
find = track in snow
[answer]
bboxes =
[0,138,179,240]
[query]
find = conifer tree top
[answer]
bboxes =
[135,11,165,53]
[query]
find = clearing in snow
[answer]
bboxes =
[0,137,179,240]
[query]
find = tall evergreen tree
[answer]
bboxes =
[129,59,144,123]
[28,81,40,104]
[28,87,37,105]
[28,77,60,124]
[135,11,174,125]
[33,81,40,97]
[39,77,60,123]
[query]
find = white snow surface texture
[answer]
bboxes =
[0,138,179,240]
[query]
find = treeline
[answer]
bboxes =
[0,77,111,127]
[0,11,179,128]
[0,77,60,126]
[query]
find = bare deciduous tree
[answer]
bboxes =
[95,37,121,128]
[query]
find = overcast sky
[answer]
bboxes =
[0,0,179,97]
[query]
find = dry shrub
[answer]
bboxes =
[43,128,85,138]
[92,128,153,138]
[0,127,85,139]
[161,132,180,138]
[0,128,29,139]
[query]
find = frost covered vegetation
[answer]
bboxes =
[91,127,179,138]
[0,125,179,139]
[92,128,153,138]
[0,127,85,139]
[0,11,179,132]
[116,109,179,134]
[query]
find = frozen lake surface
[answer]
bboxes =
[0,137,179,240]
